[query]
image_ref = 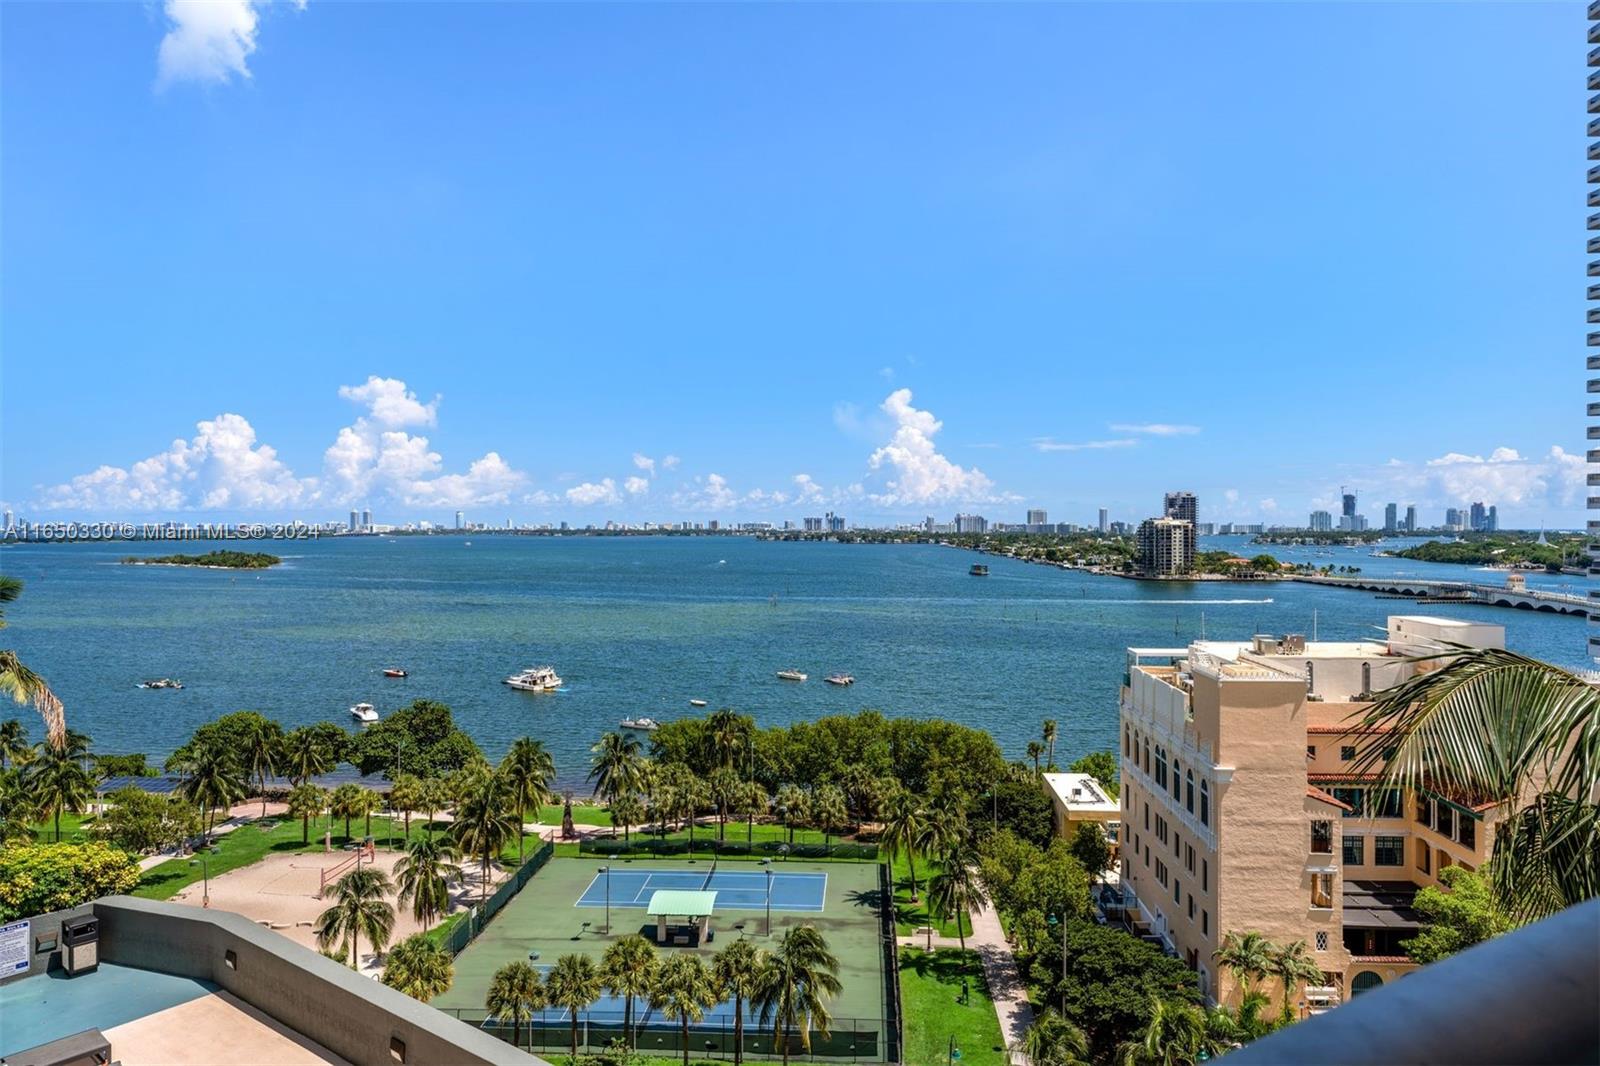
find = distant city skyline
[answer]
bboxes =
[1,3,1583,527]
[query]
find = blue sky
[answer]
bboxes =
[0,1,1583,528]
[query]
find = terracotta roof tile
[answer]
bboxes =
[1307,786,1353,811]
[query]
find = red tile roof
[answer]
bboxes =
[1307,786,1353,811]
[1306,725,1394,735]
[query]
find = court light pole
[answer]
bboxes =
[599,865,611,934]
[761,858,773,936]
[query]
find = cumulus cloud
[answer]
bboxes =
[662,455,680,470]
[156,0,303,88]
[792,474,825,504]
[1419,446,1584,507]
[566,479,621,507]
[37,414,309,511]
[1032,437,1138,453]
[672,473,741,512]
[38,376,527,513]
[632,453,656,475]
[867,389,1000,505]
[624,476,650,496]
[1109,423,1200,436]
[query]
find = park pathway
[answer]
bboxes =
[967,895,1034,1065]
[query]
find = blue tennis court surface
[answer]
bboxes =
[576,868,827,912]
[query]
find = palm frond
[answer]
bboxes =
[0,651,66,749]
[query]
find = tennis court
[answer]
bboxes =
[576,866,827,911]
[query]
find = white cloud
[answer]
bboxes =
[566,479,621,507]
[337,376,439,428]
[404,453,523,508]
[1032,437,1138,453]
[662,455,680,470]
[1109,423,1200,436]
[156,0,302,88]
[37,413,309,511]
[672,473,740,512]
[1223,489,1240,505]
[1419,446,1583,507]
[792,474,825,504]
[624,476,650,496]
[632,453,656,475]
[1259,498,1278,513]
[867,389,1000,505]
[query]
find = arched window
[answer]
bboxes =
[1124,726,1131,757]
[1306,661,1315,691]
[1171,756,1181,799]
[1351,971,1384,997]
[1361,661,1372,695]
[1185,769,1195,814]
[1199,780,1210,826]
[1143,738,1151,775]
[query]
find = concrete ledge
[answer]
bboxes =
[93,896,543,1066]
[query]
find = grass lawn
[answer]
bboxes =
[29,812,94,844]
[533,802,613,825]
[899,947,1008,1066]
[134,815,544,900]
[891,853,972,940]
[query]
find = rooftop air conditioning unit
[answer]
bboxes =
[1282,634,1306,653]
[1252,635,1280,655]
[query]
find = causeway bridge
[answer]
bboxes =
[1291,574,1591,617]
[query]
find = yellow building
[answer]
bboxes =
[1042,771,1121,858]
[1117,616,1506,1012]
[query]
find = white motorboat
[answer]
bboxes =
[620,716,661,732]
[504,666,563,692]
[688,699,708,707]
[825,673,855,686]
[776,670,807,682]
[349,702,379,724]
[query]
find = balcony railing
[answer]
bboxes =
[1224,899,1599,1065]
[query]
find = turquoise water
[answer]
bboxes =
[0,962,215,1054]
[0,535,1588,783]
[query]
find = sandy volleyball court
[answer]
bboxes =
[172,845,511,974]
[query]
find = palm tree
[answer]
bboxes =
[704,707,749,770]
[1212,931,1272,999]
[601,934,659,1049]
[589,731,643,804]
[487,960,546,1051]
[287,782,329,845]
[610,791,644,846]
[774,784,809,846]
[419,776,451,838]
[1115,995,1209,1066]
[545,953,602,1061]
[679,774,710,853]
[753,925,842,1066]
[394,834,461,927]
[709,767,742,842]
[329,783,367,843]
[501,737,556,862]
[242,716,284,818]
[740,781,770,845]
[380,934,454,1002]
[1024,1008,1091,1066]
[0,719,29,771]
[356,787,382,838]
[652,954,719,1066]
[315,866,396,971]
[23,735,93,842]
[176,739,246,842]
[1026,740,1045,774]
[713,938,767,1066]
[811,784,848,849]
[1351,646,1600,921]
[926,842,986,950]
[282,726,335,787]
[880,789,928,902]
[1266,939,1322,1026]
[0,577,66,749]
[1042,719,1059,770]
[451,771,519,902]
[0,767,36,843]
[389,774,424,838]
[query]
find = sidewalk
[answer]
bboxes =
[966,896,1035,1066]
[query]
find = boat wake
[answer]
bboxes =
[1116,597,1276,605]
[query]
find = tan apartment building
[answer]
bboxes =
[1042,771,1121,860]
[1117,616,1507,1012]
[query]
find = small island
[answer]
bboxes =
[122,550,281,569]
[1388,535,1587,572]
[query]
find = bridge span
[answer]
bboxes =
[1290,574,1591,617]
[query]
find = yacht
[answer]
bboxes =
[688,699,709,708]
[620,716,661,732]
[349,702,379,724]
[138,678,184,690]
[504,666,563,692]
[776,670,808,682]
[824,673,855,686]
[969,563,989,576]
[382,668,408,678]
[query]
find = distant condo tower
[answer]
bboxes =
[1405,504,1418,533]
[1384,503,1397,532]
[348,509,358,532]
[455,510,465,530]
[1162,491,1198,562]
[1098,507,1109,534]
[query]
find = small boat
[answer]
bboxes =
[969,564,990,576]
[349,702,379,724]
[825,673,855,686]
[620,717,661,732]
[688,699,709,708]
[776,670,808,682]
[139,678,184,690]
[382,668,408,678]
[504,666,563,692]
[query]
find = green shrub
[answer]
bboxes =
[0,841,141,919]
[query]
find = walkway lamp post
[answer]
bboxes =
[189,856,211,908]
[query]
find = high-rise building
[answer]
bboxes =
[1404,505,1418,533]
[1,509,12,531]
[348,510,359,532]
[825,512,845,533]
[1098,508,1109,534]
[1163,492,1198,562]
[455,510,465,530]
[1027,509,1049,527]
[1445,507,1463,530]
[1119,617,1512,1010]
[1486,505,1498,532]
[361,508,372,530]
[1383,503,1397,532]
[1469,502,1487,531]
[1136,516,1194,576]
[1309,510,1333,532]
[1341,491,1357,520]
[953,513,988,534]
[804,517,823,532]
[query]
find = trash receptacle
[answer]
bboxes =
[62,916,99,975]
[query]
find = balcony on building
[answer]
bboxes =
[1341,880,1422,963]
